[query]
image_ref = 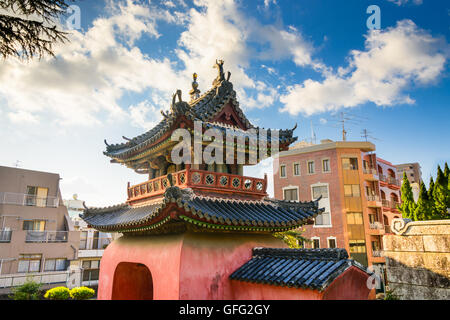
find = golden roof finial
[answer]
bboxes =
[189,72,200,101]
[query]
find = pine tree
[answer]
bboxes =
[445,162,450,210]
[399,172,415,219]
[428,176,435,203]
[444,162,450,180]
[433,165,449,219]
[413,181,432,221]
[0,0,74,60]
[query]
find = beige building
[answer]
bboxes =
[64,196,113,287]
[0,166,79,291]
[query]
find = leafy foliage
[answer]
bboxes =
[384,287,401,300]
[9,279,42,300]
[273,228,309,249]
[0,0,74,60]
[399,163,450,221]
[44,286,70,300]
[69,286,95,300]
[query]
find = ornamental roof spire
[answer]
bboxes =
[189,73,200,101]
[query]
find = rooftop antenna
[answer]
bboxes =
[310,120,317,144]
[360,128,380,143]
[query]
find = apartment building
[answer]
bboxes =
[0,166,79,290]
[273,140,402,286]
[396,162,422,201]
[64,196,113,287]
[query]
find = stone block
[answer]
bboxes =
[423,235,450,253]
[383,235,424,252]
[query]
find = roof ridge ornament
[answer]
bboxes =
[212,59,225,86]
[189,73,201,101]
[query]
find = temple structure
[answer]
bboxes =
[81,61,372,300]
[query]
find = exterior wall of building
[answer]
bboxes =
[274,142,381,268]
[97,232,371,300]
[0,166,79,279]
[383,219,450,300]
[395,163,422,184]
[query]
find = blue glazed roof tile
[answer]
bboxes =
[229,248,369,291]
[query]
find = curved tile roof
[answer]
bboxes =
[81,187,322,233]
[229,248,369,291]
[103,77,296,160]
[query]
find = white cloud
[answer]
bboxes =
[280,20,448,116]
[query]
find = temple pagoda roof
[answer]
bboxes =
[81,186,322,234]
[230,248,369,291]
[103,64,297,162]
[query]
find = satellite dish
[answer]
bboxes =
[73,194,78,200]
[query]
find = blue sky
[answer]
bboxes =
[0,0,449,206]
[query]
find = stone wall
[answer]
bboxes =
[383,219,450,300]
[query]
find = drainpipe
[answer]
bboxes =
[70,245,78,260]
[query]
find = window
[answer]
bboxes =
[79,231,88,250]
[18,254,42,273]
[349,240,366,253]
[82,260,100,282]
[312,238,320,249]
[23,220,45,231]
[328,238,337,248]
[307,161,315,174]
[312,186,328,199]
[293,163,300,176]
[312,185,331,226]
[280,165,286,178]
[322,159,330,172]
[342,157,358,170]
[44,259,67,271]
[344,184,361,197]
[26,186,48,207]
[283,188,298,201]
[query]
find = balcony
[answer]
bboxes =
[387,176,400,188]
[363,168,379,181]
[372,250,383,258]
[0,230,12,243]
[25,231,68,243]
[368,221,384,235]
[381,199,390,208]
[366,195,381,207]
[369,221,384,230]
[0,270,69,289]
[127,168,267,203]
[390,201,400,210]
[384,225,391,233]
[0,192,59,208]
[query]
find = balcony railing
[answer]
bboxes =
[79,236,112,250]
[0,230,12,243]
[381,199,390,208]
[372,250,383,258]
[390,201,400,210]
[0,270,69,289]
[25,231,68,243]
[366,195,380,202]
[379,175,387,182]
[387,177,400,186]
[369,221,384,230]
[0,192,59,208]
[363,168,378,175]
[127,168,267,202]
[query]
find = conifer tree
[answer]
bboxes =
[413,181,431,221]
[428,176,435,203]
[433,165,449,219]
[0,0,74,60]
[399,172,415,219]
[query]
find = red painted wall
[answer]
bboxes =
[322,266,372,300]
[97,232,371,300]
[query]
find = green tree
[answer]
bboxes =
[413,181,432,221]
[0,0,74,60]
[428,176,435,203]
[433,165,449,219]
[273,228,309,249]
[399,172,415,219]
[9,279,42,300]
